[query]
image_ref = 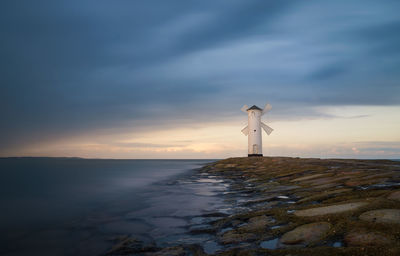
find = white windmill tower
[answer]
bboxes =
[241,104,273,157]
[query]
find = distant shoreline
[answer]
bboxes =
[1,156,399,161]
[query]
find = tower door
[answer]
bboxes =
[253,144,258,154]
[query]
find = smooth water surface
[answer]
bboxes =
[0,158,227,256]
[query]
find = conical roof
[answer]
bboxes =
[247,105,262,111]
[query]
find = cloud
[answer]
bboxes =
[111,142,185,149]
[1,0,400,155]
[308,63,348,81]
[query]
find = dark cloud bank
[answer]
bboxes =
[1,0,400,152]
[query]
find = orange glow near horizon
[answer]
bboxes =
[4,106,400,159]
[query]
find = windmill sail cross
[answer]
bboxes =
[261,122,273,135]
[241,126,249,135]
[262,103,272,115]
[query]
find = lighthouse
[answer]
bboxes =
[241,104,273,157]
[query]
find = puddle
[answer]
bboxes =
[220,227,233,233]
[203,240,222,254]
[237,222,247,228]
[333,241,343,247]
[260,238,279,249]
[270,225,282,230]
[277,195,290,199]
[359,182,400,190]
[287,210,295,214]
[194,190,219,196]
[197,178,224,183]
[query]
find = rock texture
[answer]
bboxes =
[218,230,257,244]
[238,215,273,232]
[108,157,400,256]
[345,230,394,247]
[294,202,367,217]
[359,209,400,224]
[388,190,400,201]
[279,222,331,245]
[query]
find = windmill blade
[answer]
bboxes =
[241,125,249,136]
[241,105,249,113]
[261,122,273,135]
[261,103,272,115]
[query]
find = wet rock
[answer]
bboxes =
[291,173,327,182]
[215,163,237,169]
[345,178,388,187]
[189,224,216,234]
[146,246,185,256]
[238,215,274,232]
[204,157,400,253]
[231,220,242,227]
[241,194,277,206]
[107,237,157,255]
[260,185,300,193]
[313,183,341,190]
[224,164,237,168]
[359,209,400,224]
[279,222,331,245]
[295,202,367,217]
[344,230,394,247]
[297,188,352,203]
[146,245,205,256]
[388,190,400,201]
[202,212,229,217]
[302,177,344,186]
[218,230,257,244]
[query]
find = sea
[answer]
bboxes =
[0,158,232,256]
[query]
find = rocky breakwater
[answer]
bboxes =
[107,157,400,256]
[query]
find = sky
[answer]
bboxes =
[1,0,399,159]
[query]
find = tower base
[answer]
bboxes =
[248,154,263,157]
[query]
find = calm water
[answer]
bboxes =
[0,158,231,256]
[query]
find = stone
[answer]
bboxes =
[344,230,394,247]
[388,190,400,201]
[345,178,388,187]
[107,238,157,255]
[279,222,331,245]
[359,209,400,224]
[294,202,367,217]
[303,177,344,186]
[224,164,237,168]
[238,215,273,232]
[146,246,185,256]
[218,230,257,244]
[291,174,327,182]
[298,188,352,203]
[313,183,341,190]
[189,224,216,234]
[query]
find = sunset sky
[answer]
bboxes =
[1,0,399,159]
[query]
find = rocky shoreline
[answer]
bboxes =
[108,157,400,256]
